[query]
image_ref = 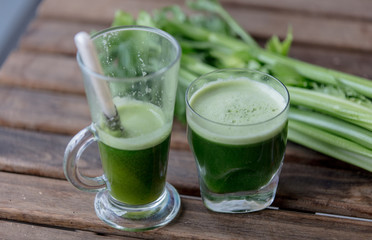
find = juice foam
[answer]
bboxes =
[97,97,171,150]
[187,78,288,145]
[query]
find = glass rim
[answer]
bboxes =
[76,25,181,83]
[185,68,290,127]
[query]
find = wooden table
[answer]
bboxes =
[0,0,371,239]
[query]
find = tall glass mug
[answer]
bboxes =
[186,69,289,213]
[63,26,181,231]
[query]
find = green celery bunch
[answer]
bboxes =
[111,0,372,172]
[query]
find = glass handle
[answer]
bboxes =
[63,125,106,192]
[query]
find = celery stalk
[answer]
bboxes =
[289,121,372,172]
[186,0,259,47]
[257,49,372,98]
[165,20,372,99]
[181,55,217,75]
[289,121,372,159]
[289,86,372,130]
[289,108,372,150]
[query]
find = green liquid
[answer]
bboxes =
[188,126,287,193]
[187,78,288,193]
[97,99,171,205]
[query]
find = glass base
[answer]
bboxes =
[94,182,181,232]
[201,166,282,213]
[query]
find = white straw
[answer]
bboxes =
[74,31,117,118]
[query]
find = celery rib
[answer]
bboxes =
[289,108,372,150]
[181,55,217,75]
[290,120,372,158]
[289,122,372,172]
[289,86,372,130]
[258,49,372,98]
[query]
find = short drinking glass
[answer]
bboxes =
[186,69,289,213]
[63,26,181,231]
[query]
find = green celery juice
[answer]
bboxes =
[187,78,288,194]
[96,98,172,205]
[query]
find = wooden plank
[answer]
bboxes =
[19,19,108,55]
[38,0,184,24]
[0,126,100,179]
[0,220,136,240]
[0,126,371,219]
[0,51,84,94]
[0,171,371,239]
[0,86,90,135]
[228,5,372,52]
[220,0,372,21]
[34,0,372,52]
[277,155,372,219]
[38,0,372,23]
[2,46,371,99]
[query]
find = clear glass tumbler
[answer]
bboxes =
[186,69,289,213]
[63,26,181,231]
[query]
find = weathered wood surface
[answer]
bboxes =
[1,171,371,240]
[35,0,372,52]
[0,220,135,240]
[0,51,84,94]
[222,0,372,21]
[0,0,371,238]
[37,0,372,22]
[0,86,89,135]
[0,126,371,219]
[3,42,372,94]
[19,19,107,56]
